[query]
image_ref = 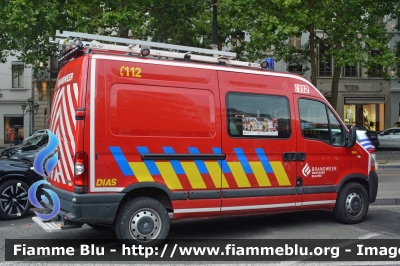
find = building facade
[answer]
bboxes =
[31,56,59,134]
[0,56,33,145]
[263,19,399,131]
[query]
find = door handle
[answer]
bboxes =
[283,152,306,161]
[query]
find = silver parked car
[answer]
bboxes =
[377,128,400,148]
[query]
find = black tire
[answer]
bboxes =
[333,182,369,224]
[0,180,31,220]
[115,197,170,247]
[87,223,113,230]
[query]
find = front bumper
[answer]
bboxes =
[43,184,125,223]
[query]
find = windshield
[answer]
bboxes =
[22,134,48,146]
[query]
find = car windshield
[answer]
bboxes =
[22,134,47,146]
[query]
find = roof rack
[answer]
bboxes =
[50,30,267,69]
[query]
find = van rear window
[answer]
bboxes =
[108,84,216,137]
[227,93,291,138]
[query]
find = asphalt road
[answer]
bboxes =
[1,205,400,265]
[0,149,398,265]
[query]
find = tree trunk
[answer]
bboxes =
[118,1,129,38]
[118,22,129,38]
[309,24,317,87]
[330,65,341,110]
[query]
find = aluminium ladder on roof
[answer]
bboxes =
[50,30,264,69]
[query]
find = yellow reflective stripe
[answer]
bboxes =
[180,162,207,189]
[155,162,183,190]
[128,162,154,182]
[221,173,229,188]
[227,162,251,188]
[204,161,229,188]
[249,162,271,187]
[270,161,291,186]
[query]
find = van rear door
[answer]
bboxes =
[49,56,88,191]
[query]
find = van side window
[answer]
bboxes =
[299,99,344,146]
[327,108,344,146]
[227,93,291,138]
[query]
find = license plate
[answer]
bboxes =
[2,156,7,158]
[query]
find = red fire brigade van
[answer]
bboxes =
[34,31,378,246]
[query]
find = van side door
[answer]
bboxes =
[218,71,300,214]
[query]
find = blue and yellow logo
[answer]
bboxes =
[28,131,60,220]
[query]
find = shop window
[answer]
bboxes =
[12,62,24,88]
[227,93,291,138]
[318,46,332,77]
[299,99,344,146]
[344,104,356,125]
[343,103,381,131]
[4,115,24,144]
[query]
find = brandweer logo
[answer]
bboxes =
[28,130,61,220]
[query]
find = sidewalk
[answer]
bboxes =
[372,160,400,206]
[376,160,400,169]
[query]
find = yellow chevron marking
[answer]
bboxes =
[227,162,251,188]
[204,162,229,188]
[180,162,207,189]
[155,162,183,190]
[249,162,272,187]
[128,162,154,182]
[270,161,291,186]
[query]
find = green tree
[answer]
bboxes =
[221,0,398,109]
[0,0,214,68]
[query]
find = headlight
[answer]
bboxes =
[15,149,23,153]
[10,156,18,159]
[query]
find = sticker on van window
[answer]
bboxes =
[294,84,309,94]
[242,116,278,136]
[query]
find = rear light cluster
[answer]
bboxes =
[74,151,88,187]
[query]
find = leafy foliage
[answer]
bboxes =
[1,0,398,109]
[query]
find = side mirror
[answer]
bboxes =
[346,126,357,148]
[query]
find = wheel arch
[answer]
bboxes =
[118,182,183,215]
[336,174,371,200]
[0,174,35,187]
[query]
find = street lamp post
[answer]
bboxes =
[21,97,39,136]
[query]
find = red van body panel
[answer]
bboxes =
[46,51,377,225]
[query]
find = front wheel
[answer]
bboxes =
[333,182,369,224]
[0,180,31,220]
[115,197,170,246]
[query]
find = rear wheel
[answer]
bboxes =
[333,182,369,224]
[0,180,31,220]
[115,197,170,246]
